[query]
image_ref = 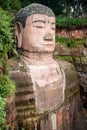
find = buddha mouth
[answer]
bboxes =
[42,41,54,47]
[44,44,54,47]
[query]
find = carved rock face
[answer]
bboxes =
[15,12,64,114]
[28,59,65,113]
[18,14,55,53]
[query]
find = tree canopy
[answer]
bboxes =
[0,0,87,17]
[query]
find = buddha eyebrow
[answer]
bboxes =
[32,20,46,24]
[51,22,55,25]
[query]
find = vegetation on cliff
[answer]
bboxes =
[0,7,15,129]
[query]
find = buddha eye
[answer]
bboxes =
[35,26,44,28]
[51,23,55,30]
[32,21,45,29]
[33,24,45,28]
[51,27,55,30]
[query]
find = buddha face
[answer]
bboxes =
[16,14,55,53]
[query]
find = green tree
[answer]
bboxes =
[0,0,21,11]
[0,0,87,17]
[0,7,15,129]
[0,7,14,59]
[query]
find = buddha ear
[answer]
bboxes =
[15,22,23,48]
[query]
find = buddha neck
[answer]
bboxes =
[21,50,53,65]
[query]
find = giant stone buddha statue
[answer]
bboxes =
[10,3,87,130]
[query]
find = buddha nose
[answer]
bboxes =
[44,33,53,41]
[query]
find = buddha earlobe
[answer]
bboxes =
[15,22,23,48]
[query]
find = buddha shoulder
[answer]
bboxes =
[55,59,79,89]
[8,58,32,86]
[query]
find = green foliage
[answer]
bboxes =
[0,97,10,130]
[0,59,10,75]
[0,7,16,130]
[56,36,86,47]
[0,0,87,17]
[0,75,15,129]
[0,97,6,126]
[54,55,72,62]
[12,0,21,10]
[56,18,87,28]
[0,7,14,58]
[0,0,21,11]
[0,75,15,98]
[22,128,25,130]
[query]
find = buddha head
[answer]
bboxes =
[15,3,56,54]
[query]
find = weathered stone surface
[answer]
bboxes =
[5,97,17,130]
[10,59,37,127]
[9,58,87,130]
[55,44,87,56]
[56,26,87,38]
[75,62,87,113]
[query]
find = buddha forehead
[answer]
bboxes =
[15,3,55,27]
[26,14,55,24]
